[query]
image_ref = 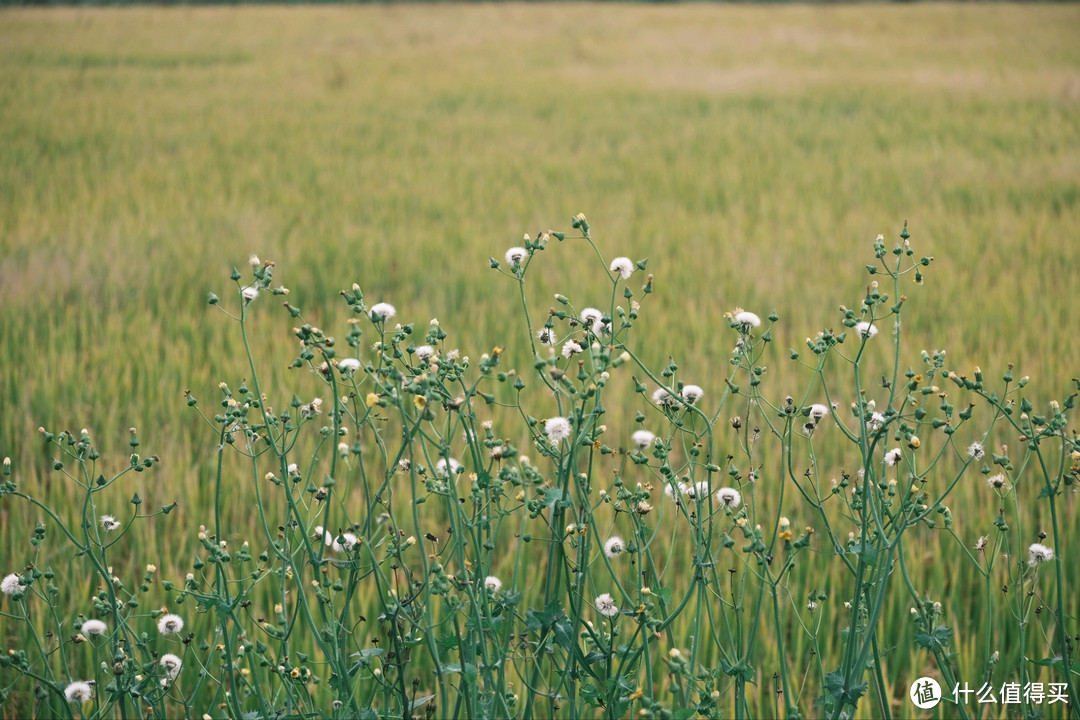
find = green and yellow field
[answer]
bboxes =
[1,4,1079,718]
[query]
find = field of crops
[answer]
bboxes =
[1,4,1079,719]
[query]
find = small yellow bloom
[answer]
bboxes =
[365,393,379,408]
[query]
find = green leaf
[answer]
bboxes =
[673,709,699,720]
[409,694,435,711]
[463,663,477,685]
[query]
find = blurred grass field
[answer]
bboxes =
[1,4,1079,717]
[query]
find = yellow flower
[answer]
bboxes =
[365,393,379,407]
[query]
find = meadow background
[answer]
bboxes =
[1,4,1079,718]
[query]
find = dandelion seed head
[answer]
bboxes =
[81,619,107,636]
[715,487,742,508]
[331,533,358,552]
[681,385,704,405]
[64,681,93,704]
[975,536,988,551]
[537,329,556,346]
[545,417,572,444]
[1,573,22,596]
[505,247,527,267]
[652,388,676,408]
[604,536,625,558]
[809,404,830,421]
[100,515,120,531]
[157,613,184,636]
[562,340,583,358]
[609,256,634,279]
[884,448,902,467]
[435,458,462,477]
[338,358,361,374]
[631,430,656,450]
[241,285,259,302]
[415,345,435,360]
[595,593,619,617]
[733,310,762,329]
[986,473,1009,490]
[1027,543,1054,566]
[683,481,710,499]
[160,653,183,679]
[854,321,878,339]
[484,575,502,593]
[370,302,396,321]
[967,442,985,460]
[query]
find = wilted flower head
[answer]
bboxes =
[160,653,183,679]
[64,681,93,704]
[967,442,985,460]
[1027,543,1054,566]
[631,430,656,450]
[809,404,830,421]
[609,256,634,279]
[505,247,527,267]
[301,397,323,419]
[681,385,704,405]
[484,576,503,593]
[370,302,396,321]
[241,285,259,302]
[562,340,583,358]
[81,619,107,637]
[415,344,435,360]
[604,536,625,558]
[1,573,21,596]
[331,532,358,552]
[854,321,878,339]
[545,416,572,444]
[100,515,121,531]
[435,458,462,477]
[974,536,988,552]
[884,448,902,467]
[157,613,184,636]
[715,487,742,508]
[537,328,557,346]
[595,593,619,617]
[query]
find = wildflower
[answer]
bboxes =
[975,536,988,552]
[683,481,710,499]
[370,302,396,321]
[884,448,902,466]
[435,458,462,477]
[733,310,761,329]
[635,500,653,515]
[604,536,625,558]
[595,593,619,617]
[157,613,184,635]
[2,573,22,595]
[715,487,742,508]
[81,619,107,637]
[652,388,676,409]
[580,307,605,334]
[809,404,829,421]
[415,345,434,360]
[854,321,878,339]
[101,515,121,531]
[300,398,323,419]
[64,681,93,704]
[631,430,655,450]
[484,576,502,593]
[1027,543,1054,566]
[681,385,704,405]
[338,358,361,374]
[160,653,183,680]
[967,442,985,460]
[986,473,1009,490]
[331,532,358,552]
[241,285,259,302]
[609,256,635,279]
[561,340,582,358]
[505,247,527,266]
[545,417,572,444]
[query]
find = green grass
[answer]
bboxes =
[1,4,1079,718]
